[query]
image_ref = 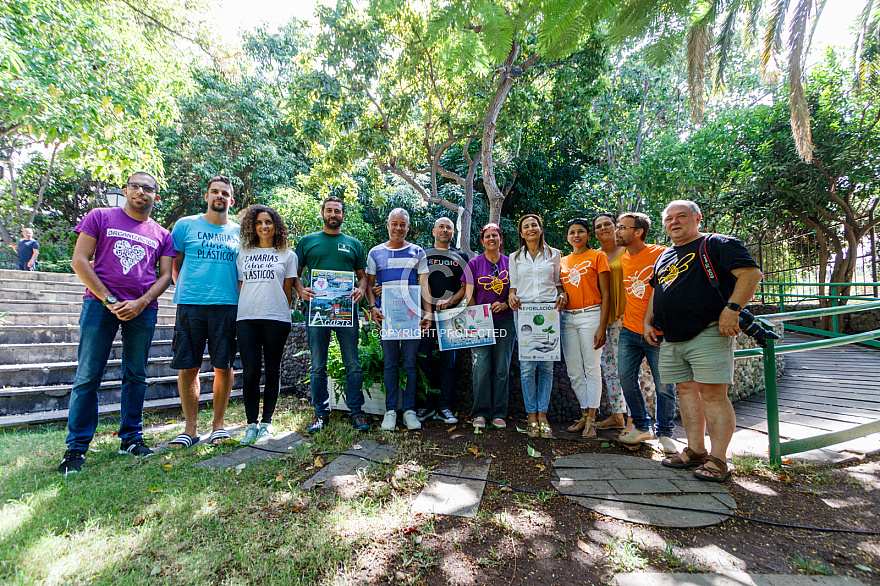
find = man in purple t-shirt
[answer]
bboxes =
[58,172,176,474]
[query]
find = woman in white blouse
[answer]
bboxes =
[508,214,567,438]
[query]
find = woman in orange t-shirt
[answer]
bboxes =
[559,218,611,438]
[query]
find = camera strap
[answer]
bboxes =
[698,234,729,304]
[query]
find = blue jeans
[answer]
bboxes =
[382,339,420,412]
[471,315,516,420]
[618,327,676,437]
[308,322,364,418]
[66,298,158,451]
[520,360,553,414]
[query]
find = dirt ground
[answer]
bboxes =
[350,418,880,586]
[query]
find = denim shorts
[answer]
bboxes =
[171,304,238,369]
[659,322,735,385]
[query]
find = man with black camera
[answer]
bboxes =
[643,200,762,483]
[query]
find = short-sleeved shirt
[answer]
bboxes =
[607,249,626,322]
[16,238,39,265]
[621,244,666,335]
[424,246,470,310]
[366,242,428,287]
[561,250,610,310]
[294,231,367,282]
[74,207,176,310]
[171,215,240,305]
[651,234,759,342]
[236,247,298,323]
[509,245,562,303]
[462,254,513,320]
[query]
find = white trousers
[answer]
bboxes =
[561,307,603,409]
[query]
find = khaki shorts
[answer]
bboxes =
[659,322,734,385]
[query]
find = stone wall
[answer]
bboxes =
[280,322,785,422]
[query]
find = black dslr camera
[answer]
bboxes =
[738,309,779,348]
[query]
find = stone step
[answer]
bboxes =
[0,299,176,314]
[0,287,175,303]
[0,370,244,418]
[0,324,175,344]
[0,268,81,283]
[0,339,175,364]
[0,353,241,387]
[1,312,177,326]
[0,279,177,296]
[0,388,246,429]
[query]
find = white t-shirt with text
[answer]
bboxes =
[236,247,298,322]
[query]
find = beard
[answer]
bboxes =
[210,199,229,213]
[323,216,342,229]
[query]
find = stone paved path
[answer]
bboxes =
[195,431,310,470]
[411,458,492,519]
[614,572,866,585]
[302,439,397,491]
[552,453,736,528]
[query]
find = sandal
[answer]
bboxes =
[168,433,200,449]
[209,428,232,445]
[539,422,554,439]
[693,455,731,483]
[527,422,540,437]
[662,447,709,469]
[581,417,596,439]
[567,415,588,433]
[595,415,625,430]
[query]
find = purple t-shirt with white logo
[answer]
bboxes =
[75,207,176,309]
[461,254,512,320]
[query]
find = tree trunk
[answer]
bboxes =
[28,142,60,226]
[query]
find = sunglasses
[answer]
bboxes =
[126,182,157,195]
[491,263,499,277]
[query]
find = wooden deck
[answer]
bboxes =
[673,331,880,463]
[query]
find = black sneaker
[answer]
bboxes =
[306,415,329,433]
[416,408,436,422]
[119,439,154,457]
[350,413,370,432]
[58,449,85,474]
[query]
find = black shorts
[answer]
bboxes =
[171,304,238,370]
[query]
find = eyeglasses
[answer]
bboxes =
[491,263,499,277]
[126,182,157,195]
[616,224,635,231]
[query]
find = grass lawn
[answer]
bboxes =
[0,397,443,585]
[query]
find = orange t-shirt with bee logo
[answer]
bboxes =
[621,244,666,334]
[560,250,610,310]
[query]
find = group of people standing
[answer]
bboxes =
[57,171,761,485]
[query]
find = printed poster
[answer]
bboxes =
[436,304,496,352]
[518,303,560,361]
[308,269,355,327]
[381,284,422,340]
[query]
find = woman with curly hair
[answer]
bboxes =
[236,204,299,444]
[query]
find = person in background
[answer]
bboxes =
[462,223,515,430]
[508,214,565,439]
[415,217,469,425]
[559,218,611,439]
[236,205,298,445]
[168,175,240,448]
[294,196,369,433]
[10,227,39,271]
[58,172,175,473]
[365,208,429,432]
[592,212,631,432]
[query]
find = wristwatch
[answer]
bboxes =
[725,302,742,312]
[103,295,118,306]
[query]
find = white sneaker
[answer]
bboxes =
[381,410,397,431]
[403,410,422,430]
[658,436,678,454]
[256,423,274,443]
[241,423,258,445]
[619,428,655,445]
[434,409,459,424]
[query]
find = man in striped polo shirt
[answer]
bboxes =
[365,208,429,431]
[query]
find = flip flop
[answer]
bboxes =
[168,433,200,449]
[209,428,232,445]
[693,455,731,483]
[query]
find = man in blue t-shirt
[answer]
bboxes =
[10,227,39,271]
[168,175,240,448]
[365,208,429,432]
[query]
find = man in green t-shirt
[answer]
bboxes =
[294,196,369,432]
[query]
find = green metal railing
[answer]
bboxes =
[736,285,880,464]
